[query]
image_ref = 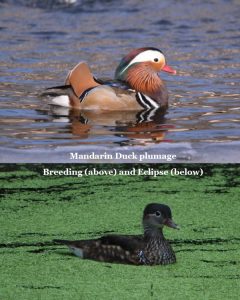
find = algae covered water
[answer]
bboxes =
[0,0,240,162]
[0,164,239,299]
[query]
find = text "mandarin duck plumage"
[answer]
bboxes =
[54,203,179,265]
[45,48,176,111]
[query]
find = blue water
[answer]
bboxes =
[0,0,239,162]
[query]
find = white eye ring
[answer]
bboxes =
[155,211,161,217]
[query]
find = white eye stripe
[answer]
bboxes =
[121,50,165,74]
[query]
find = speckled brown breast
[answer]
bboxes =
[143,239,176,265]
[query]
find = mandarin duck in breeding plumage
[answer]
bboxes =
[45,48,176,111]
[54,203,179,265]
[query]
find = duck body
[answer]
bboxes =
[54,203,179,265]
[45,47,176,111]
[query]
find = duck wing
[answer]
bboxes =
[99,234,143,251]
[53,234,144,264]
[95,78,133,91]
[65,62,100,97]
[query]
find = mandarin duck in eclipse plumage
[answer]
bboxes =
[53,203,179,265]
[45,48,176,111]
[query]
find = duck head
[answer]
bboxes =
[142,203,179,235]
[115,47,176,96]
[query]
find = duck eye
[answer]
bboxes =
[154,58,159,62]
[155,211,161,217]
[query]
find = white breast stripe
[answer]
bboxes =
[137,93,160,109]
[144,94,160,109]
[137,93,151,109]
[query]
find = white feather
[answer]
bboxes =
[69,246,84,258]
[52,95,70,107]
[144,94,160,108]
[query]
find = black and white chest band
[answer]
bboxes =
[136,92,160,109]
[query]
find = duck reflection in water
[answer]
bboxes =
[50,105,175,144]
